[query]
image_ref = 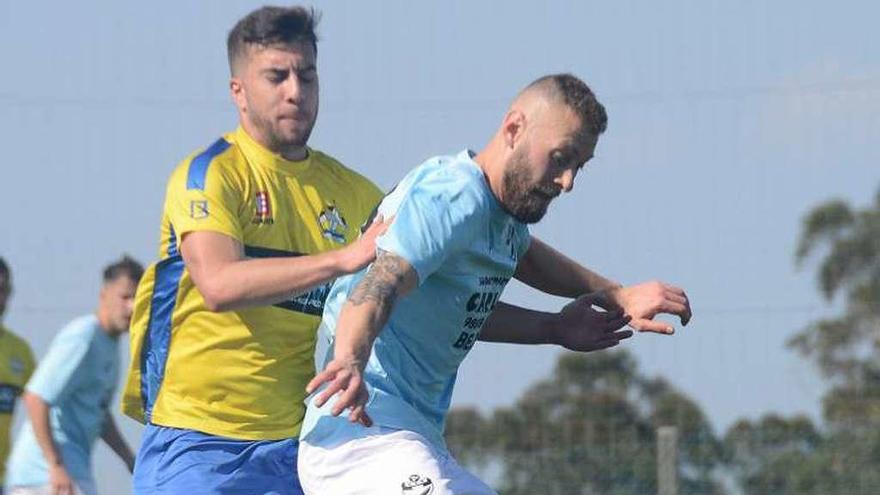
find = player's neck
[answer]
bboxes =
[473,141,506,204]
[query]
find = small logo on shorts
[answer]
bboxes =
[401,474,434,495]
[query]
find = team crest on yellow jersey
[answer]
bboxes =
[318,203,347,244]
[8,357,24,376]
[253,191,274,224]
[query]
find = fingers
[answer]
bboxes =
[663,284,692,325]
[349,387,373,426]
[332,374,364,416]
[306,368,334,395]
[602,308,625,321]
[594,329,632,350]
[350,404,373,427]
[363,214,389,238]
[659,300,689,320]
[315,376,346,409]
[629,317,675,335]
[605,313,631,330]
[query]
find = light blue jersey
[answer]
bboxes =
[302,150,530,449]
[6,315,119,487]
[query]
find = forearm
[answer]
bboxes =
[333,250,417,363]
[333,300,390,363]
[478,302,558,345]
[196,249,351,311]
[515,237,621,297]
[23,392,63,467]
[101,416,135,470]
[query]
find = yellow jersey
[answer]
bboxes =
[121,127,383,440]
[0,324,35,483]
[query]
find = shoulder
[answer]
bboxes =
[310,149,383,201]
[1,326,33,356]
[54,315,101,345]
[167,134,244,193]
[408,154,491,210]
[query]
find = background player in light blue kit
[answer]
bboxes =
[299,74,693,494]
[6,257,141,495]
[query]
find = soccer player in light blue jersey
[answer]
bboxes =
[298,74,693,494]
[7,257,141,495]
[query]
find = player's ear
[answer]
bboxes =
[230,78,246,112]
[502,109,526,149]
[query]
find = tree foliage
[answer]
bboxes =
[445,350,725,494]
[725,186,880,493]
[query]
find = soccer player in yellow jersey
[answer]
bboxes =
[0,258,36,495]
[121,6,386,495]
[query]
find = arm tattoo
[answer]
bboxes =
[348,250,410,320]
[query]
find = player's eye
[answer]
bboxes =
[266,70,288,84]
[551,151,569,168]
[297,70,317,84]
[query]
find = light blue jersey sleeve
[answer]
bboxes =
[26,320,93,405]
[376,169,487,283]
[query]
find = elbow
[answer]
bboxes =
[197,281,237,312]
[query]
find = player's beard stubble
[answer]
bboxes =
[500,147,558,224]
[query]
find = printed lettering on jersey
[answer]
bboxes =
[318,203,348,244]
[190,200,209,220]
[0,383,21,414]
[253,191,274,224]
[453,276,508,351]
[243,245,331,316]
[275,282,332,316]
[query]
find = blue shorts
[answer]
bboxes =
[133,424,303,495]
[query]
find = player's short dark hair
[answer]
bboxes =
[0,257,9,280]
[227,6,321,74]
[103,255,144,284]
[529,73,608,137]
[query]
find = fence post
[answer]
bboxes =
[657,426,678,495]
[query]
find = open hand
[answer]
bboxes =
[603,281,692,334]
[551,292,633,352]
[306,356,372,427]
[343,215,393,273]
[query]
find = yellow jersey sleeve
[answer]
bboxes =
[165,138,243,244]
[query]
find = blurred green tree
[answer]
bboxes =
[724,187,880,494]
[446,350,725,494]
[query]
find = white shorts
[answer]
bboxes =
[299,428,496,495]
[8,479,98,495]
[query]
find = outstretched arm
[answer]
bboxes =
[181,218,389,312]
[515,236,693,334]
[305,249,419,425]
[479,294,632,351]
[515,236,621,297]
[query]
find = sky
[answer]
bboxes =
[1,0,878,492]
